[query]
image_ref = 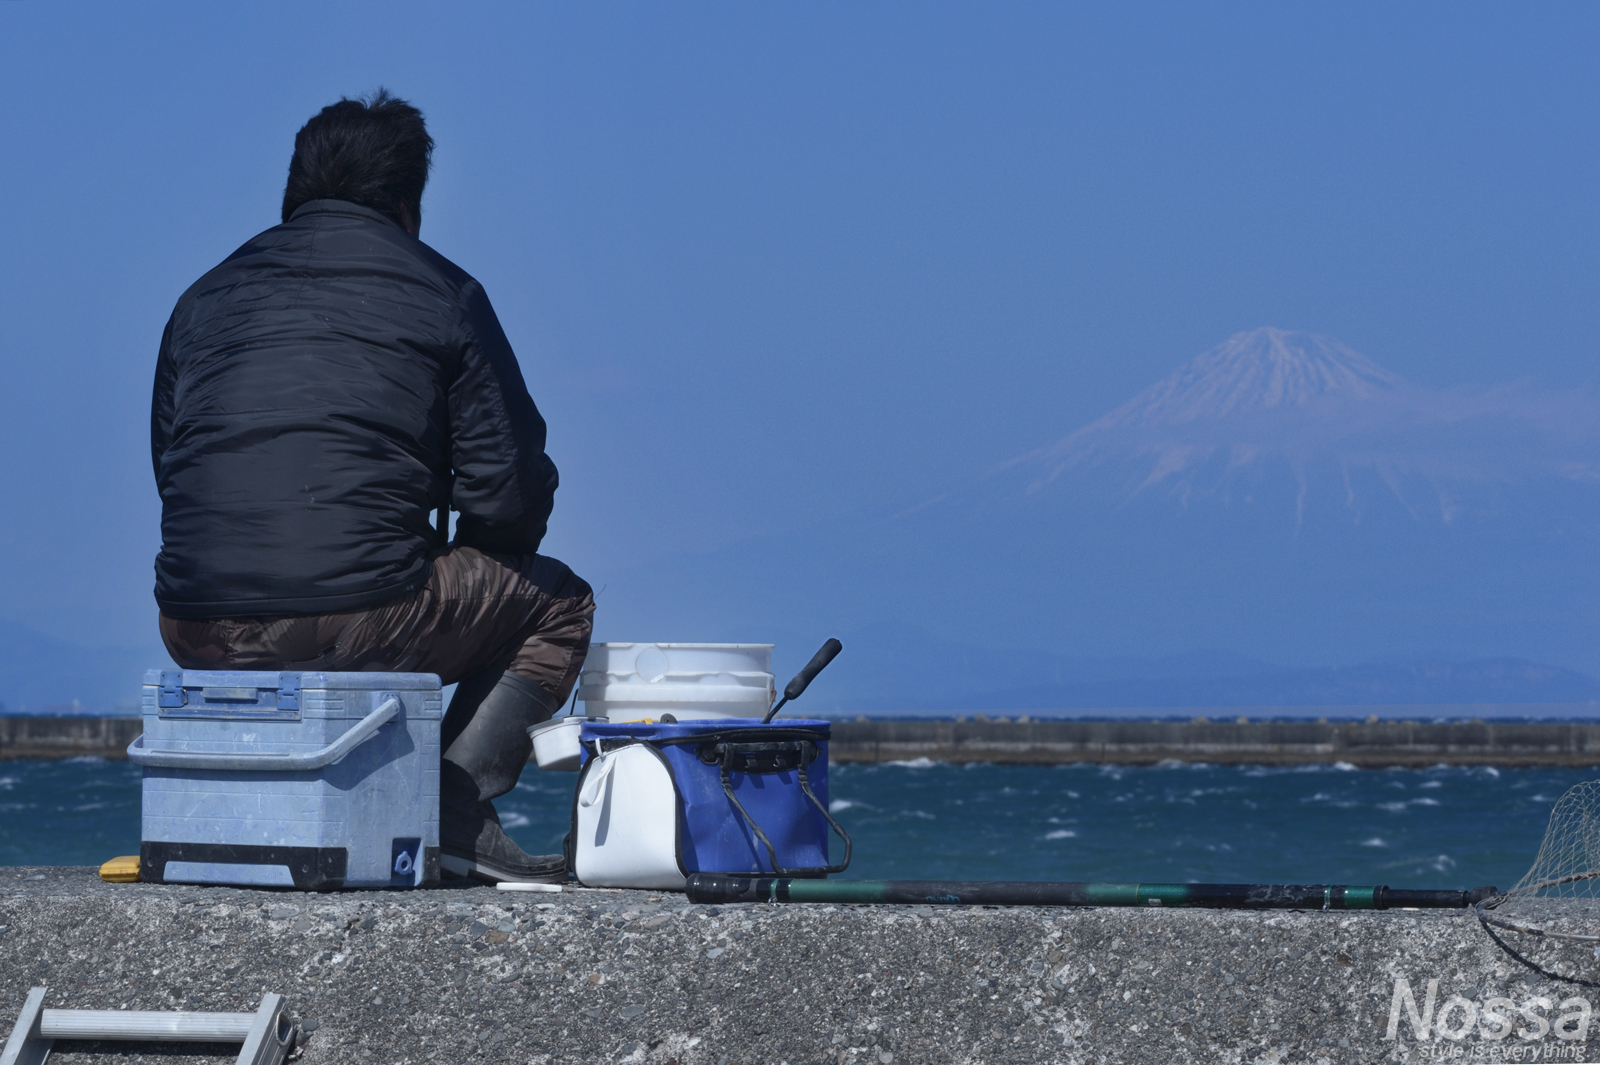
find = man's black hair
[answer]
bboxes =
[281,89,433,228]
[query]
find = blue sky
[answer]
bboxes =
[1,4,1596,695]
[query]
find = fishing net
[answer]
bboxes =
[1478,780,1600,981]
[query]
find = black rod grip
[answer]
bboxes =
[686,874,772,904]
[784,638,842,701]
[1380,887,1497,909]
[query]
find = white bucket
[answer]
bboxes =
[528,716,587,771]
[578,643,774,722]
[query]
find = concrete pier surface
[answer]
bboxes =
[2,867,1591,1064]
[11,715,1600,766]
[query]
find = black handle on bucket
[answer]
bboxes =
[713,740,851,877]
[763,638,843,723]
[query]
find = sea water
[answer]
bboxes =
[1,757,1581,890]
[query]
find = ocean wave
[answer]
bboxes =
[2,748,1582,884]
[1378,853,1457,874]
[885,757,937,769]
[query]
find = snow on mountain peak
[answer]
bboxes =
[1115,327,1401,424]
[1012,328,1405,482]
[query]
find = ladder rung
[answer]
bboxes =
[2,988,292,1065]
[39,1009,257,1042]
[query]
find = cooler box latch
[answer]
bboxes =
[276,672,301,712]
[158,670,186,709]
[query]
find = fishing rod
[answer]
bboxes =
[686,873,1499,910]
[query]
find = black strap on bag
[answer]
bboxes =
[699,739,852,877]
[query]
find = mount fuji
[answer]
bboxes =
[590,327,1600,712]
[995,327,1598,529]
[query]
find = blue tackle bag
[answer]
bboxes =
[569,719,852,890]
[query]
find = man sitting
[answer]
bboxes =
[150,90,593,884]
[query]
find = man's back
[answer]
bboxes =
[152,90,591,885]
[151,198,556,619]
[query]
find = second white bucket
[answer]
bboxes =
[577,643,774,721]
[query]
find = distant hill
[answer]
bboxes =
[975,656,1600,712]
[756,622,1600,716]
[0,619,170,715]
[0,617,1594,719]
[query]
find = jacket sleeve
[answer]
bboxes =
[448,280,559,555]
[151,313,177,482]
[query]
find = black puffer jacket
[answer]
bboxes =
[151,199,558,619]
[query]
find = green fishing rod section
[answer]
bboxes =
[686,874,1498,910]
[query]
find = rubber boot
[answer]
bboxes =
[439,669,565,883]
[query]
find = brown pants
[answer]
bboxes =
[159,547,595,704]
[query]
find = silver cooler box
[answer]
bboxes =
[131,670,443,890]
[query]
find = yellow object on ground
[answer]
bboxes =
[98,855,140,883]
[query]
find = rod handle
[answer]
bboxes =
[783,639,841,702]
[686,873,769,904]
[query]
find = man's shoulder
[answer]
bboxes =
[171,202,479,319]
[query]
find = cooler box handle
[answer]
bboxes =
[126,695,402,772]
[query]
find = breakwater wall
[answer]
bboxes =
[0,866,1581,1064]
[0,715,141,759]
[828,718,1600,767]
[11,715,1600,767]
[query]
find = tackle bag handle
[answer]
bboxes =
[709,739,852,877]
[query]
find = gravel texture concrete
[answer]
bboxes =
[0,866,1593,1064]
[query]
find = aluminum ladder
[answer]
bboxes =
[0,987,292,1065]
